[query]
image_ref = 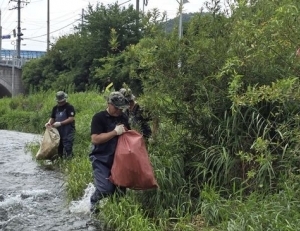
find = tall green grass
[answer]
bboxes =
[2,91,300,230]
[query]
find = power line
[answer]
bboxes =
[24,7,83,23]
[21,7,84,43]
[24,19,80,39]
[0,0,5,8]
[2,2,15,31]
[0,0,8,10]
[30,0,43,3]
[25,38,47,43]
[51,14,82,26]
[49,7,84,21]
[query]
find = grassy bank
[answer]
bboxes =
[1,91,300,231]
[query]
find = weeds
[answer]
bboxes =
[2,88,300,230]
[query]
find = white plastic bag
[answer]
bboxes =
[36,127,60,160]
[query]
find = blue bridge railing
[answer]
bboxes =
[1,49,46,59]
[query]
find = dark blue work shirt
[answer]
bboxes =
[51,102,75,128]
[90,110,130,168]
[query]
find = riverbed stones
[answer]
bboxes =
[0,207,8,221]
[20,193,31,200]
[2,216,29,231]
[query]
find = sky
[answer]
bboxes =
[0,0,209,52]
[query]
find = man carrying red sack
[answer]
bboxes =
[89,91,130,213]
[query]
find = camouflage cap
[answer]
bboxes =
[55,91,68,103]
[119,88,135,101]
[108,91,129,109]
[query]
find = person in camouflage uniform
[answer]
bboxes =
[119,88,152,139]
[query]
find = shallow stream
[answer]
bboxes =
[0,130,101,231]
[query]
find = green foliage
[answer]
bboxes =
[65,155,93,200]
[121,0,300,194]
[0,94,47,132]
[137,123,192,218]
[102,196,159,231]
[197,182,300,231]
[200,185,230,226]
[4,0,300,230]
[21,2,146,93]
[22,58,49,93]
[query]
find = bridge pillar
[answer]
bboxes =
[0,65,24,98]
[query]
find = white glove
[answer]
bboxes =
[52,122,62,128]
[114,124,125,135]
[44,122,51,128]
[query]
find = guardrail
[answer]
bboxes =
[0,58,28,69]
[1,49,46,59]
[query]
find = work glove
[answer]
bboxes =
[44,122,51,128]
[114,124,125,135]
[52,122,62,128]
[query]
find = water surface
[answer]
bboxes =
[0,130,100,231]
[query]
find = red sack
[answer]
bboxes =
[109,130,158,190]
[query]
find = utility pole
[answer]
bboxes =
[178,0,189,39]
[81,8,84,32]
[142,0,149,14]
[17,0,21,58]
[12,43,15,97]
[10,0,29,58]
[47,0,50,51]
[164,11,168,33]
[9,0,29,97]
[179,0,183,39]
[136,0,139,26]
[0,10,2,61]
[135,1,148,23]
[136,0,139,12]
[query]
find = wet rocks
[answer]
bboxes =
[2,216,29,231]
[20,193,31,200]
[0,207,8,221]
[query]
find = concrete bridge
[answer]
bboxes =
[0,49,46,98]
[0,59,25,98]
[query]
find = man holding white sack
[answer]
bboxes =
[45,91,76,159]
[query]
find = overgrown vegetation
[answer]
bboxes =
[1,0,300,230]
